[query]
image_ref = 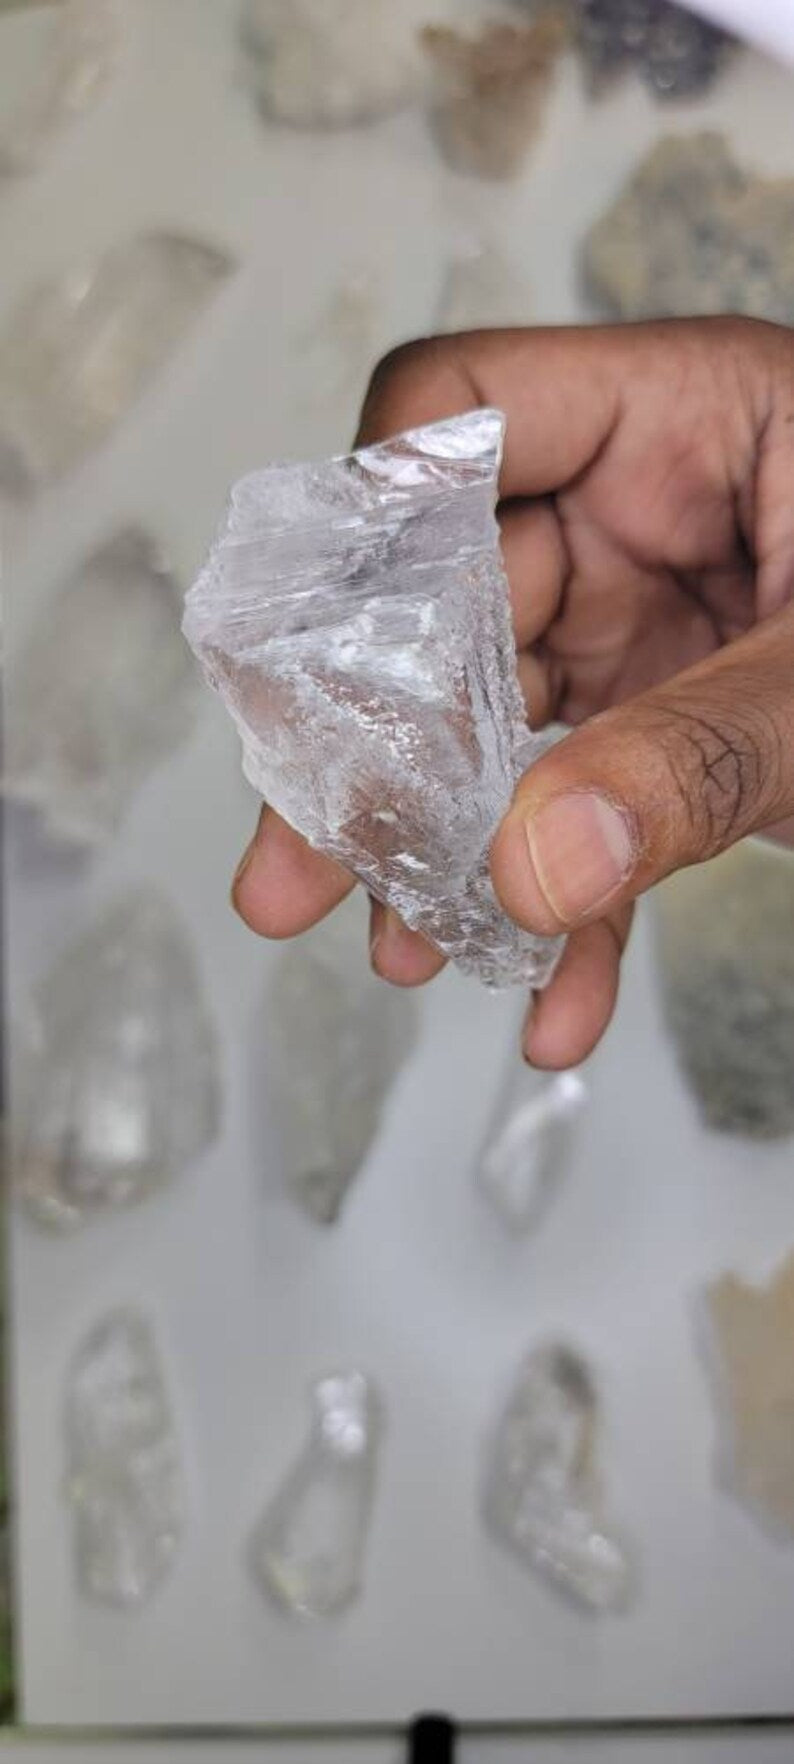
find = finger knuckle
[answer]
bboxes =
[649,692,777,851]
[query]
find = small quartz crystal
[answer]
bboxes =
[269,893,416,1223]
[479,1064,587,1234]
[250,1371,382,1618]
[422,14,567,180]
[0,230,233,488]
[0,0,121,176]
[585,134,794,325]
[15,887,220,1230]
[5,529,198,846]
[183,409,562,990]
[706,1251,794,1539]
[483,1343,634,1611]
[572,0,734,98]
[65,1310,183,1605]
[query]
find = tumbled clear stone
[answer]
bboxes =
[483,1343,634,1611]
[269,894,416,1223]
[0,0,121,176]
[65,1309,183,1606]
[573,0,733,97]
[15,886,220,1230]
[585,134,794,325]
[5,529,198,846]
[183,409,563,990]
[706,1251,794,1539]
[435,241,532,332]
[250,1371,382,1618]
[0,229,232,489]
[240,0,434,127]
[422,15,567,181]
[479,1065,587,1234]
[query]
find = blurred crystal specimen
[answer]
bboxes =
[483,1343,634,1611]
[706,1251,794,1538]
[479,1065,587,1234]
[270,895,416,1223]
[296,272,380,411]
[573,0,734,97]
[65,1309,183,1605]
[585,134,794,324]
[241,0,434,127]
[250,1371,382,1617]
[6,529,198,845]
[422,14,567,180]
[183,409,563,989]
[0,0,121,176]
[0,230,233,488]
[16,887,220,1230]
[436,241,532,331]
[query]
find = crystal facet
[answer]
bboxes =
[0,0,121,176]
[269,894,416,1223]
[483,1343,634,1612]
[65,1310,183,1606]
[5,529,198,846]
[572,0,734,97]
[183,410,563,990]
[0,230,233,488]
[586,134,794,325]
[422,15,567,181]
[706,1251,794,1539]
[15,887,220,1230]
[479,1065,587,1234]
[250,1371,382,1618]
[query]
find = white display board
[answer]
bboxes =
[6,0,794,1734]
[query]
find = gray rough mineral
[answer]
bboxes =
[573,0,734,98]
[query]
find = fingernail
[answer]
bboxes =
[525,792,635,924]
[370,905,398,969]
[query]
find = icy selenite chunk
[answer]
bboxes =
[5,529,198,846]
[183,410,563,989]
[483,1343,634,1611]
[479,1064,587,1234]
[250,1371,382,1618]
[270,894,416,1223]
[15,887,220,1230]
[0,0,121,177]
[65,1309,183,1605]
[705,1251,794,1538]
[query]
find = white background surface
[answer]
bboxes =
[6,0,794,1738]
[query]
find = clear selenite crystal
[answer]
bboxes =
[0,0,121,176]
[65,1309,183,1605]
[573,0,734,98]
[5,529,198,846]
[15,887,220,1230]
[479,1064,587,1234]
[240,0,433,127]
[0,230,233,488]
[483,1343,634,1612]
[706,1251,794,1539]
[269,894,416,1223]
[585,134,794,325]
[422,15,567,181]
[250,1371,382,1618]
[183,409,563,990]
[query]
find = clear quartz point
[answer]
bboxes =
[15,886,220,1230]
[5,528,198,846]
[479,1064,587,1234]
[183,409,563,990]
[269,893,416,1223]
[483,1343,635,1612]
[250,1371,382,1618]
[706,1250,794,1538]
[65,1309,183,1606]
[0,0,121,176]
[0,229,233,488]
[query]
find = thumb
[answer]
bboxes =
[491,604,794,935]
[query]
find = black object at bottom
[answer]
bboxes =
[408,1712,457,1764]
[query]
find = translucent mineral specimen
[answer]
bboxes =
[65,1309,183,1605]
[241,0,432,127]
[250,1371,382,1618]
[435,241,532,332]
[15,887,220,1230]
[0,0,121,176]
[183,409,563,990]
[269,894,416,1223]
[295,272,380,412]
[483,1343,634,1611]
[422,14,567,180]
[479,1064,587,1234]
[0,230,233,489]
[5,529,198,846]
[572,0,734,98]
[585,134,794,325]
[706,1250,794,1539]
[656,839,794,1138]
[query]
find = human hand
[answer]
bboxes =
[233,317,794,1067]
